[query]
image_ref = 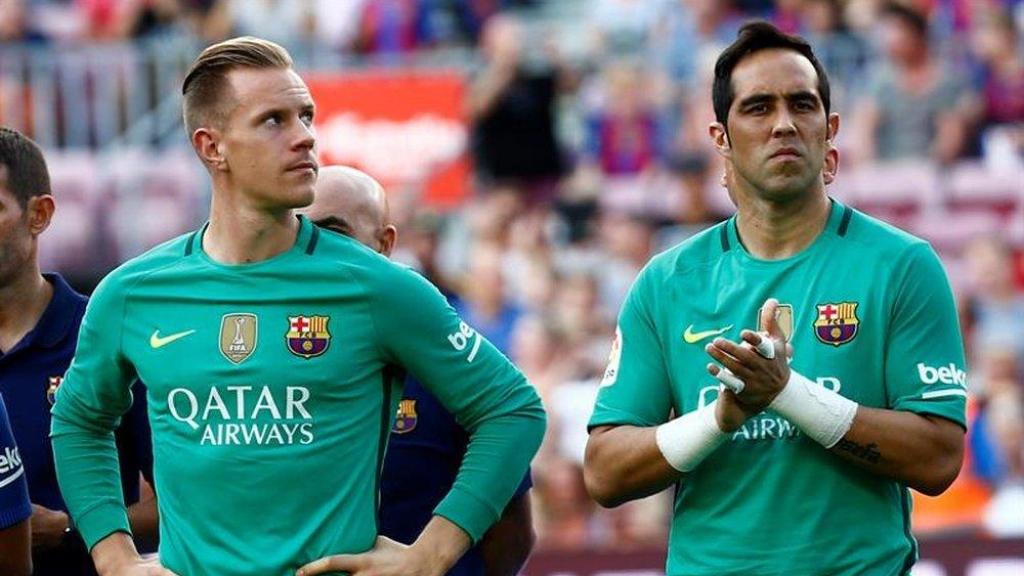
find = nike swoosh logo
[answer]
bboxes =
[683,324,733,344]
[150,329,196,349]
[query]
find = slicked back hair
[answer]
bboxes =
[181,36,293,135]
[712,21,831,130]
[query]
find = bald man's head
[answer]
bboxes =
[300,166,397,256]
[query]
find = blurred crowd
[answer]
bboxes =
[4,0,1024,548]
[0,0,536,49]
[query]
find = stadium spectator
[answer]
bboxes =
[469,15,568,201]
[581,62,667,179]
[228,0,318,50]
[532,457,595,550]
[967,9,1024,166]
[445,0,534,46]
[587,0,664,57]
[651,0,740,87]
[800,0,870,108]
[0,0,49,43]
[0,127,156,576]
[354,0,436,54]
[963,235,1024,378]
[455,240,522,354]
[852,2,974,164]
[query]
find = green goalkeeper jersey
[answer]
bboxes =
[590,200,966,576]
[51,216,545,576]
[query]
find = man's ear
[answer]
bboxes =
[26,194,55,236]
[193,127,227,172]
[823,146,839,186]
[709,122,731,158]
[379,225,398,258]
[826,112,840,143]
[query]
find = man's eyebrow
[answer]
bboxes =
[787,91,820,103]
[312,215,353,235]
[737,94,774,108]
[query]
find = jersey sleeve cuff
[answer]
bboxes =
[893,398,967,430]
[588,406,656,432]
[74,502,131,551]
[0,501,31,531]
[433,487,499,544]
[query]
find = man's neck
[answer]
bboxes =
[0,268,53,353]
[734,189,831,260]
[204,194,301,265]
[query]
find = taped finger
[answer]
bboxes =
[715,368,746,394]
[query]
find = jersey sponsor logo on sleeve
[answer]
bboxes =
[46,375,64,406]
[813,301,859,346]
[392,399,418,434]
[286,315,331,359]
[0,445,24,488]
[447,321,482,363]
[220,313,258,364]
[682,324,733,344]
[600,327,623,387]
[917,362,968,388]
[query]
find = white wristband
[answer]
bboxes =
[769,370,858,448]
[655,403,728,472]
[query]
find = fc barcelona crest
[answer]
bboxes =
[220,313,258,364]
[47,376,64,405]
[813,302,859,347]
[392,399,418,434]
[286,315,331,359]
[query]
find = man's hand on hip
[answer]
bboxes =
[297,536,435,576]
[30,504,69,551]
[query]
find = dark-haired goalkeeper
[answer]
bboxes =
[584,23,966,576]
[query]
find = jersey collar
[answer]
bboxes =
[6,273,85,354]
[725,197,849,263]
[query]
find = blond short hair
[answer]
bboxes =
[181,36,293,134]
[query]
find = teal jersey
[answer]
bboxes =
[590,200,966,576]
[51,216,545,576]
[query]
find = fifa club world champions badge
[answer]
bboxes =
[286,315,331,358]
[813,302,859,346]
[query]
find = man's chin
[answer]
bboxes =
[759,173,820,199]
[285,187,316,210]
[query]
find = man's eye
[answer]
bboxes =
[301,111,314,125]
[265,115,282,126]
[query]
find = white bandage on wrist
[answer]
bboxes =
[769,370,858,448]
[655,403,728,472]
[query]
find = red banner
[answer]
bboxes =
[306,70,470,209]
